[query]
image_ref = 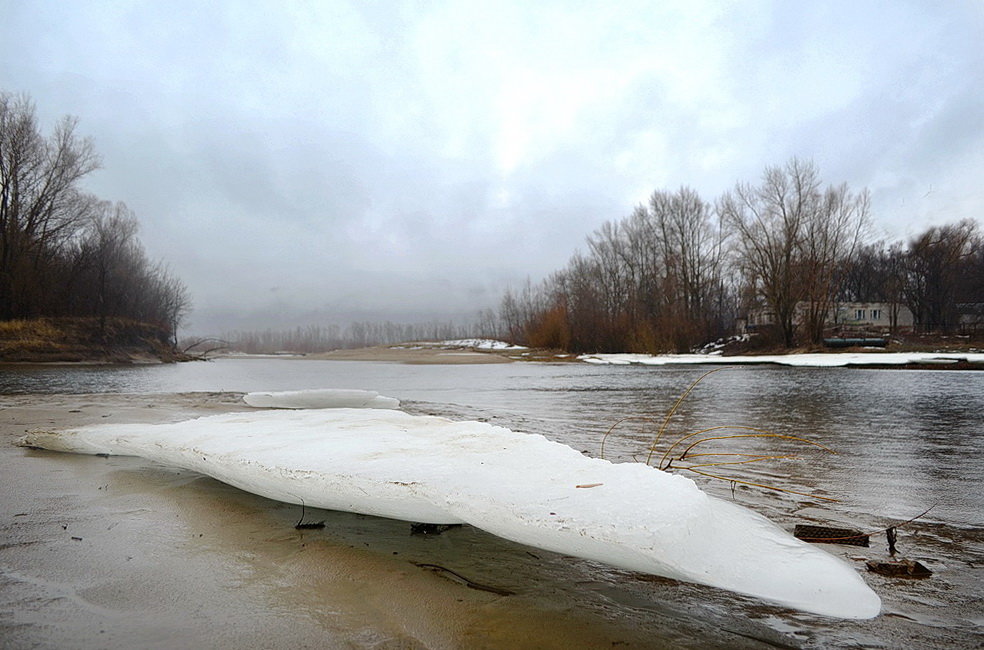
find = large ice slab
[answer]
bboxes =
[23,408,880,619]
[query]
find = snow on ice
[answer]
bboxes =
[244,389,400,410]
[580,351,984,367]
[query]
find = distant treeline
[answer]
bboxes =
[213,320,487,354]
[837,222,982,336]
[0,92,189,344]
[497,159,983,353]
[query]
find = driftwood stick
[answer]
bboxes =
[413,562,515,596]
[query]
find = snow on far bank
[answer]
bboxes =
[440,339,527,350]
[244,389,400,410]
[24,408,879,619]
[580,351,984,367]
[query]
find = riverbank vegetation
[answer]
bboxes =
[0,92,189,359]
[0,316,185,363]
[497,160,983,353]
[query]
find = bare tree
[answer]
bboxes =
[649,187,728,347]
[149,263,192,346]
[720,159,869,347]
[903,219,979,333]
[498,287,525,344]
[586,220,631,333]
[81,202,141,333]
[799,182,870,343]
[620,203,663,326]
[719,160,815,347]
[0,92,100,318]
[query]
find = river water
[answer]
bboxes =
[2,358,982,648]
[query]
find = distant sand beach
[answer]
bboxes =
[305,345,516,364]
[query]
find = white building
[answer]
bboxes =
[829,302,914,331]
[739,301,914,334]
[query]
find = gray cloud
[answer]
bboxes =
[2,0,981,333]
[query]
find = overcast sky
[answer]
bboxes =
[2,1,982,334]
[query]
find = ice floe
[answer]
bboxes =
[23,407,880,619]
[243,389,400,410]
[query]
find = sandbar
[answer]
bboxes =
[302,345,517,364]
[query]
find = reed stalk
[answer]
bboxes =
[600,366,838,502]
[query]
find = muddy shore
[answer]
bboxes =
[0,392,759,649]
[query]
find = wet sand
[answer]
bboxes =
[0,392,763,649]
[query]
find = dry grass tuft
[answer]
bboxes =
[601,367,838,502]
[0,318,62,341]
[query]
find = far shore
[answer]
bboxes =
[218,342,581,365]
[304,345,518,364]
[4,337,983,368]
[224,343,984,369]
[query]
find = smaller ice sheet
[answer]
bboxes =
[243,389,400,410]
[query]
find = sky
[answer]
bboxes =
[2,1,982,334]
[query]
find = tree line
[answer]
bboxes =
[0,92,189,344]
[838,220,983,335]
[497,159,982,353]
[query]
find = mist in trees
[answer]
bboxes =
[217,320,484,354]
[0,92,189,343]
[498,159,981,352]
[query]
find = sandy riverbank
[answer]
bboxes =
[0,392,757,649]
[304,345,517,364]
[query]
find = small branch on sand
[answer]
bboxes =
[413,562,515,596]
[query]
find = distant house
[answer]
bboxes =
[829,302,914,332]
[737,301,913,335]
[957,303,984,334]
[739,308,776,332]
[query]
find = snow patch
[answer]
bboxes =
[580,352,984,367]
[244,389,400,410]
[440,339,527,350]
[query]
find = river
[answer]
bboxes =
[2,358,982,648]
